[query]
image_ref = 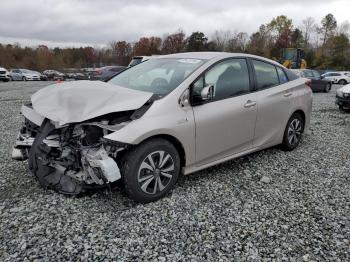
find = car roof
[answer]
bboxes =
[159,52,282,66]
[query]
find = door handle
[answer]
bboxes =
[284,92,292,97]
[244,100,257,108]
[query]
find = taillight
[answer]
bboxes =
[305,79,311,88]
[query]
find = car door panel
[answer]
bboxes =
[194,93,257,165]
[311,79,325,91]
[251,60,293,148]
[192,58,257,165]
[253,83,293,147]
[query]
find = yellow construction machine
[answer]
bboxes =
[281,48,307,69]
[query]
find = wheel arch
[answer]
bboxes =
[137,134,186,168]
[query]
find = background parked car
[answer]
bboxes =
[29,70,48,81]
[90,66,125,81]
[0,66,10,82]
[336,83,350,111]
[9,69,41,81]
[66,72,88,80]
[43,70,66,81]
[292,69,332,92]
[128,56,150,67]
[321,72,350,85]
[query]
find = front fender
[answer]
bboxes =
[103,109,196,166]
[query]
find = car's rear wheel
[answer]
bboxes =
[324,83,331,93]
[281,113,304,151]
[339,79,347,85]
[121,138,180,203]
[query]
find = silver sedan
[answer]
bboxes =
[12,52,312,202]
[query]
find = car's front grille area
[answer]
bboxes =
[0,71,6,74]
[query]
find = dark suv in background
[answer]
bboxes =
[292,69,332,92]
[90,66,125,81]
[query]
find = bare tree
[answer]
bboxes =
[302,17,316,46]
[338,21,350,37]
[212,30,231,51]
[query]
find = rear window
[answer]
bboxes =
[252,60,279,90]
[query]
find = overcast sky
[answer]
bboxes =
[0,0,349,47]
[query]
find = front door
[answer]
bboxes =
[191,58,257,165]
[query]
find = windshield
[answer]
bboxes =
[109,58,206,96]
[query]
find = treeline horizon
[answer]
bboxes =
[0,13,349,71]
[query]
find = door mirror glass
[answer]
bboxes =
[200,85,214,101]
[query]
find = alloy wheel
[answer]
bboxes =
[287,118,302,146]
[137,150,175,195]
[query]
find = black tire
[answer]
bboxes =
[338,79,347,85]
[121,138,181,203]
[324,83,331,93]
[22,76,27,81]
[281,113,305,151]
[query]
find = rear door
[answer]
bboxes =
[251,59,293,148]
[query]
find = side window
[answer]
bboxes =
[191,58,250,103]
[252,60,279,90]
[276,67,288,84]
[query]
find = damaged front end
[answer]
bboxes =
[12,105,136,195]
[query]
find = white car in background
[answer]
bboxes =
[336,83,350,111]
[9,69,41,81]
[0,66,10,82]
[321,72,350,85]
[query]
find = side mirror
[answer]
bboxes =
[179,89,190,107]
[200,84,214,101]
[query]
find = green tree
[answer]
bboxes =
[319,13,337,46]
[329,33,350,69]
[186,32,208,51]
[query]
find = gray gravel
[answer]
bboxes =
[0,81,349,261]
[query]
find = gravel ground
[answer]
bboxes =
[0,81,349,261]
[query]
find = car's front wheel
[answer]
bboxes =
[121,138,181,203]
[281,113,304,151]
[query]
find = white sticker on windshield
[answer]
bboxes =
[177,59,202,64]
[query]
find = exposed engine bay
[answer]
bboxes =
[12,104,149,195]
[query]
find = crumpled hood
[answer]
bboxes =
[31,80,153,126]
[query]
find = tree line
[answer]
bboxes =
[0,13,349,71]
